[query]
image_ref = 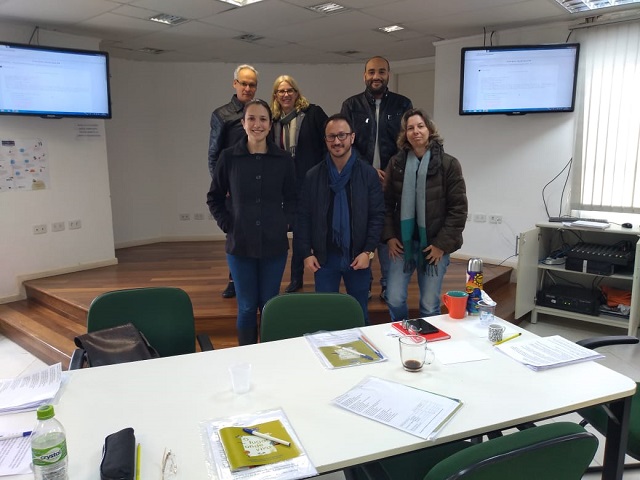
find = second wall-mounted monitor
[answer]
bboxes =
[459,43,580,116]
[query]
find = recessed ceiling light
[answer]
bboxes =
[218,0,265,6]
[555,0,640,13]
[377,25,405,33]
[307,3,349,15]
[138,47,166,55]
[234,34,265,43]
[148,14,189,25]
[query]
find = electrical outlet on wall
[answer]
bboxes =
[473,213,487,223]
[194,213,205,221]
[488,215,503,224]
[33,224,47,235]
[68,220,82,230]
[179,213,191,221]
[52,222,65,232]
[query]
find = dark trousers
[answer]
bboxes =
[314,252,370,325]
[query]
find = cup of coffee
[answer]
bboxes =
[488,324,506,343]
[399,336,434,372]
[477,300,496,327]
[442,290,468,319]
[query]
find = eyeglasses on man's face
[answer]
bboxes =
[324,132,352,142]
[235,80,257,89]
[276,88,296,97]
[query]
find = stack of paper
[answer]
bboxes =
[495,335,604,371]
[564,220,610,229]
[0,363,62,414]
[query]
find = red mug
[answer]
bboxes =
[442,290,468,319]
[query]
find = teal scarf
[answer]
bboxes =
[400,150,433,274]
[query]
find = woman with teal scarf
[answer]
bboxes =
[382,109,468,320]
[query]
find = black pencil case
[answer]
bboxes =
[100,427,135,480]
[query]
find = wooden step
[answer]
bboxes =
[0,242,517,367]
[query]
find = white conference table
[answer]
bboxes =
[6,314,636,479]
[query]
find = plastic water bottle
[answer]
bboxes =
[31,404,68,480]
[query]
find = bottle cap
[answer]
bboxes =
[37,404,55,420]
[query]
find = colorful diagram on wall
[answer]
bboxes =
[0,139,50,192]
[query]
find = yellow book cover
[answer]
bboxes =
[318,339,378,368]
[219,420,300,472]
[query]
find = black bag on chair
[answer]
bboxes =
[74,323,160,367]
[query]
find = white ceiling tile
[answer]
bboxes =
[0,0,118,23]
[130,0,233,19]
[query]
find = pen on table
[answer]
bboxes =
[0,431,32,440]
[242,428,290,446]
[494,332,522,346]
[337,346,374,361]
[359,335,383,359]
[135,443,141,480]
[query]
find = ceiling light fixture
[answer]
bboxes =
[148,14,189,25]
[234,33,265,43]
[377,25,405,33]
[555,0,640,13]
[307,3,349,15]
[217,0,265,6]
[138,47,166,54]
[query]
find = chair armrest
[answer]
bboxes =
[197,333,214,351]
[69,348,86,370]
[577,335,639,350]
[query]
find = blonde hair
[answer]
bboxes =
[270,75,310,118]
[396,108,444,151]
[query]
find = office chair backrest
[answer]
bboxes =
[87,287,197,357]
[424,422,597,480]
[260,292,365,342]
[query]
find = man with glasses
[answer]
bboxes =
[341,56,413,303]
[297,114,384,324]
[207,64,258,299]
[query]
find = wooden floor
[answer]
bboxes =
[0,241,516,368]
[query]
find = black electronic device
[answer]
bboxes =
[622,223,633,229]
[566,242,634,266]
[459,43,579,116]
[0,42,112,119]
[537,285,600,316]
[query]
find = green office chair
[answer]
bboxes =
[576,335,640,470]
[357,422,598,480]
[69,287,213,368]
[260,292,365,342]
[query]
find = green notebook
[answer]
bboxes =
[219,420,300,472]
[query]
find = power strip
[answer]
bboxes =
[542,257,566,265]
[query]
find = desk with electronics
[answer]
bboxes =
[2,314,636,480]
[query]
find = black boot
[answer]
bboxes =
[285,278,303,293]
[237,327,258,346]
[222,281,236,298]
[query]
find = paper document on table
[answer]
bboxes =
[0,363,62,414]
[564,220,610,229]
[0,434,32,476]
[304,328,387,369]
[332,376,462,440]
[495,335,604,371]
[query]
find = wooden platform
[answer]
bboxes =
[0,241,516,368]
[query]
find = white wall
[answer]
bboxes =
[0,25,116,301]
[106,60,365,247]
[434,23,575,265]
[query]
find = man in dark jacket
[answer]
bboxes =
[297,114,384,324]
[207,64,258,299]
[341,56,413,303]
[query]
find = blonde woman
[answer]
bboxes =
[270,75,328,293]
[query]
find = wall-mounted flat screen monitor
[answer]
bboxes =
[459,43,580,115]
[0,42,111,119]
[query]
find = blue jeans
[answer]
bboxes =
[386,241,450,321]
[314,252,371,325]
[227,253,287,330]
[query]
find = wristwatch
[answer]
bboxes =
[363,251,375,260]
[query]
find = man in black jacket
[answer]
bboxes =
[207,64,258,298]
[341,56,413,303]
[297,114,384,325]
